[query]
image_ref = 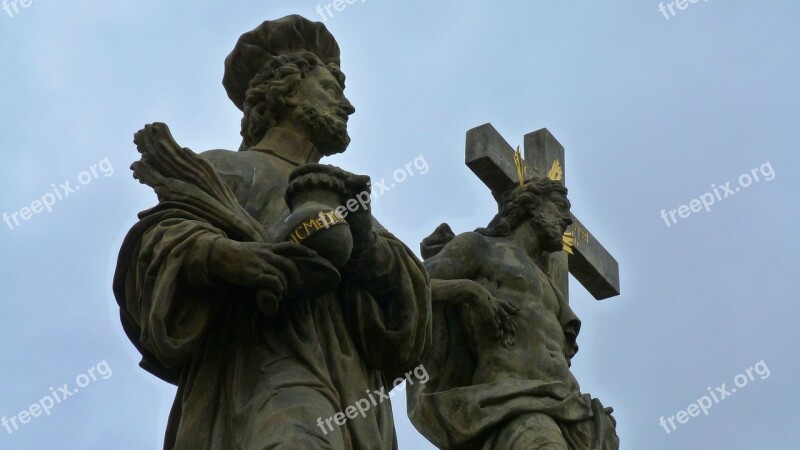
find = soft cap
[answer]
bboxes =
[223,15,341,111]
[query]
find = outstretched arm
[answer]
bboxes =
[423,232,483,280]
[425,233,487,305]
[425,232,500,307]
[424,233,518,347]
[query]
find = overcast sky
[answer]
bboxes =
[1,1,798,449]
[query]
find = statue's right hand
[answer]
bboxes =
[469,287,519,348]
[206,239,317,297]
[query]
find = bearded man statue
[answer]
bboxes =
[113,15,431,450]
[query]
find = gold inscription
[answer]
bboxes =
[288,210,347,243]
[563,223,590,254]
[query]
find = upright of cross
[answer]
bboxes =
[465,123,620,301]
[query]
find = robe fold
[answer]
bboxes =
[114,144,431,450]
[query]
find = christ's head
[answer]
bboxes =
[240,52,355,155]
[477,177,572,253]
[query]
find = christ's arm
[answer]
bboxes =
[424,233,518,346]
[424,232,491,307]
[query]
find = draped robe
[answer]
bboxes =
[113,139,431,450]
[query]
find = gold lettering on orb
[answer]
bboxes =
[287,210,347,243]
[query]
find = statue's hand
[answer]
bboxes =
[206,238,318,298]
[470,289,519,348]
[340,172,374,251]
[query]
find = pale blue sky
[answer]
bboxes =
[1,1,798,449]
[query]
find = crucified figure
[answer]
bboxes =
[409,176,619,450]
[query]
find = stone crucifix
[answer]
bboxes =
[465,123,620,301]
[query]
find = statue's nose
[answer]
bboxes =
[340,98,355,115]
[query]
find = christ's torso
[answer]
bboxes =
[461,239,579,391]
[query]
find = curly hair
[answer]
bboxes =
[240,51,346,149]
[476,177,568,237]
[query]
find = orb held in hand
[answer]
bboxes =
[281,170,354,269]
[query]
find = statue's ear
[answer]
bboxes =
[283,88,299,108]
[283,77,303,108]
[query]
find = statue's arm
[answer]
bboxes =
[424,233,487,307]
[335,225,432,375]
[304,168,431,373]
[424,233,518,347]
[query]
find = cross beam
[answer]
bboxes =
[466,123,620,300]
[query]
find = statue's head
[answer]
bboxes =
[477,177,572,252]
[223,15,354,155]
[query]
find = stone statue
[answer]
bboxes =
[408,173,619,449]
[113,15,431,449]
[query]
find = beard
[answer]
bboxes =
[297,102,351,156]
[530,210,566,253]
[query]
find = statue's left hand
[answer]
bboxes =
[337,171,374,251]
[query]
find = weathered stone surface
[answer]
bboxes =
[466,123,620,300]
[408,126,620,449]
[114,15,430,450]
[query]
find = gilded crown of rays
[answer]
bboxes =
[547,159,563,182]
[513,146,572,254]
[513,146,526,189]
